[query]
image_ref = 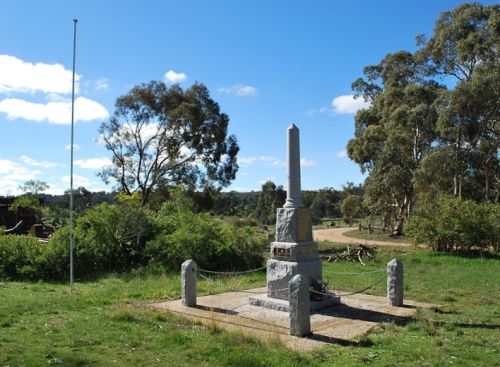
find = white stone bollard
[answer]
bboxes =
[289,274,311,337]
[181,260,197,307]
[387,259,403,306]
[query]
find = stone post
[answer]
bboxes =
[181,259,197,307]
[284,124,304,208]
[387,258,403,306]
[289,274,311,337]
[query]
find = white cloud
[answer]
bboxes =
[0,96,109,124]
[164,70,187,83]
[65,144,81,151]
[238,157,257,166]
[336,150,348,158]
[0,159,41,195]
[94,78,109,91]
[259,156,284,166]
[0,54,80,94]
[74,157,111,169]
[218,85,258,97]
[21,155,64,168]
[62,174,92,187]
[237,156,285,167]
[331,94,370,114]
[306,106,331,117]
[300,158,317,167]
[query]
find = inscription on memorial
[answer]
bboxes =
[274,247,291,257]
[297,209,310,241]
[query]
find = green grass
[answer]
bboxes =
[342,229,409,243]
[1,249,499,366]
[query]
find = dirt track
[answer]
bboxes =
[313,227,411,248]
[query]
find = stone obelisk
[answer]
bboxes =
[265,124,320,300]
[250,124,339,310]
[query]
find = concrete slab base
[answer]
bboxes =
[150,288,437,352]
[249,293,340,312]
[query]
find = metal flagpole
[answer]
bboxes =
[69,18,78,292]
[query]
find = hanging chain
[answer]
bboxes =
[322,268,386,276]
[197,266,266,276]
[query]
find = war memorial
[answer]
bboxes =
[152,124,431,350]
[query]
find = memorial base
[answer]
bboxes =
[249,293,341,312]
[267,258,322,300]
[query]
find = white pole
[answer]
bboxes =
[69,18,78,292]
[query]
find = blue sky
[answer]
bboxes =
[0,0,495,195]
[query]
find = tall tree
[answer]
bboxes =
[19,180,49,195]
[254,181,285,225]
[99,81,239,205]
[348,51,443,234]
[416,3,500,201]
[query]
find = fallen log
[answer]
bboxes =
[324,244,377,265]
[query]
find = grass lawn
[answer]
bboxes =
[1,249,499,366]
[342,229,409,243]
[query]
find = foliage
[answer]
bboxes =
[309,188,341,224]
[9,195,41,213]
[0,235,44,280]
[9,195,43,223]
[407,195,500,252]
[18,179,49,195]
[147,205,265,271]
[340,194,364,225]
[254,180,285,224]
[99,81,239,205]
[0,191,264,280]
[51,193,156,278]
[415,3,500,201]
[349,51,443,233]
[348,3,499,236]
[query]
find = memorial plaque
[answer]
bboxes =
[297,208,310,241]
[274,247,291,258]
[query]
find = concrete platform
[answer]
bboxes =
[150,288,437,352]
[249,293,341,312]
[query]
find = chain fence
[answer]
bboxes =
[197,266,266,276]
[196,264,388,299]
[322,268,386,276]
[319,271,387,297]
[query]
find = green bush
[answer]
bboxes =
[0,235,45,280]
[0,194,265,281]
[146,204,265,271]
[407,195,500,252]
[48,197,156,278]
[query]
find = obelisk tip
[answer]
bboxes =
[288,123,298,130]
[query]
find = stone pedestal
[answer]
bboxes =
[267,207,319,300]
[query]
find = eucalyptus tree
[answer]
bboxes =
[348,51,443,234]
[99,81,239,205]
[416,3,500,200]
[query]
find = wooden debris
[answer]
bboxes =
[322,244,377,265]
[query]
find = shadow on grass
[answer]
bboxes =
[313,304,411,326]
[307,333,374,347]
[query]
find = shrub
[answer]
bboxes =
[48,196,156,278]
[146,202,265,271]
[407,195,500,252]
[0,235,45,280]
[1,194,266,280]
